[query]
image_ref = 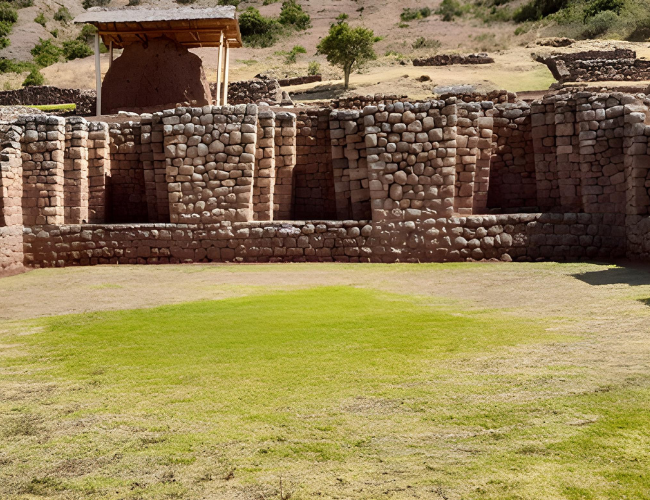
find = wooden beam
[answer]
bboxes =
[223,40,230,106]
[215,31,223,106]
[94,33,102,116]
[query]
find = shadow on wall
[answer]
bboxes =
[572,265,650,287]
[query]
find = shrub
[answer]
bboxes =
[279,0,311,30]
[0,2,18,23]
[77,24,97,43]
[412,36,442,49]
[127,0,141,4]
[82,0,110,8]
[22,68,44,87]
[282,44,306,63]
[513,0,568,22]
[401,7,432,21]
[307,60,320,75]
[582,9,618,37]
[218,0,240,5]
[54,6,72,23]
[583,0,623,20]
[50,28,58,38]
[239,7,280,47]
[34,12,45,27]
[627,15,650,41]
[31,38,62,67]
[63,39,93,60]
[13,0,33,7]
[0,58,35,73]
[435,0,463,21]
[0,19,12,36]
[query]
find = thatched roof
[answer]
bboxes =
[74,7,241,48]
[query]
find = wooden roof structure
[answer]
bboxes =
[74,7,242,49]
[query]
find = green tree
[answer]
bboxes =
[316,20,379,89]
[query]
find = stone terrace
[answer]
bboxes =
[2,90,650,273]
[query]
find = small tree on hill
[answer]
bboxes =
[316,19,380,89]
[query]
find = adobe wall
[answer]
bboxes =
[3,90,650,272]
[101,39,211,114]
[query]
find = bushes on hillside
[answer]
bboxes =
[63,39,93,60]
[31,38,62,67]
[513,0,568,21]
[279,0,311,29]
[82,0,110,8]
[583,0,624,19]
[401,7,432,21]
[54,6,72,23]
[22,68,44,86]
[240,1,311,47]
[436,0,464,21]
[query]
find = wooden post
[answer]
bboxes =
[215,31,223,106]
[109,41,113,68]
[222,41,230,106]
[94,33,101,117]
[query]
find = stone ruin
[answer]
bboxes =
[536,48,650,83]
[3,89,650,275]
[413,53,494,66]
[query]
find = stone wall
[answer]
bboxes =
[164,104,258,223]
[21,212,626,268]
[0,86,96,116]
[3,90,650,272]
[218,77,281,105]
[413,53,494,66]
[277,75,322,87]
[487,102,537,211]
[273,112,297,220]
[536,49,650,83]
[293,109,337,220]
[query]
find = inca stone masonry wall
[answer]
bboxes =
[2,90,650,272]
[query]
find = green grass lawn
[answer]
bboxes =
[1,285,649,499]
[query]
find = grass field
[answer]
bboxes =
[1,262,650,499]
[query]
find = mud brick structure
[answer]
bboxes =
[4,89,650,274]
[413,53,494,66]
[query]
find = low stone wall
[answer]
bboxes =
[0,86,96,116]
[21,212,625,267]
[413,53,494,66]
[535,49,650,83]
[216,78,281,105]
[330,95,410,109]
[440,90,517,104]
[277,75,322,87]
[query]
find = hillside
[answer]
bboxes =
[1,0,649,98]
